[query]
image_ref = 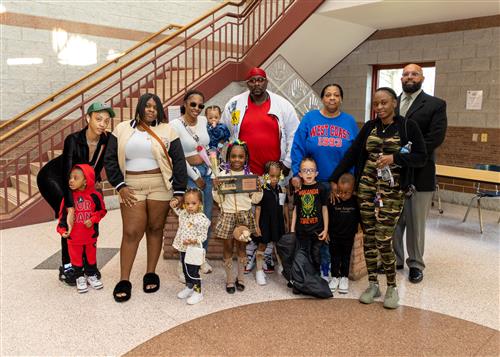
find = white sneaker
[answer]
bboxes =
[329,277,339,293]
[200,260,213,274]
[76,276,88,293]
[177,261,185,283]
[255,270,267,285]
[338,277,349,294]
[187,291,203,305]
[177,286,194,299]
[86,275,103,290]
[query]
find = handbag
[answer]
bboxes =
[185,243,205,266]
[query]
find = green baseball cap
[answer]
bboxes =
[86,102,116,118]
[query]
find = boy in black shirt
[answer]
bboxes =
[328,173,360,294]
[291,157,329,271]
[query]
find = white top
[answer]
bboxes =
[169,116,210,180]
[124,129,159,171]
[171,208,210,252]
[169,116,210,157]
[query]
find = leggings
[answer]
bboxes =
[357,182,404,287]
[180,252,201,292]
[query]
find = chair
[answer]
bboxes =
[432,184,443,214]
[463,164,500,233]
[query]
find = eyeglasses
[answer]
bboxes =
[189,102,205,110]
[247,77,266,85]
[300,168,316,174]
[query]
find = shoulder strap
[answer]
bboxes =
[138,121,173,171]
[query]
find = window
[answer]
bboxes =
[368,62,436,120]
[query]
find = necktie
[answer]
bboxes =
[399,95,411,117]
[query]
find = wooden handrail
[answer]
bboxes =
[0,23,182,131]
[0,0,250,140]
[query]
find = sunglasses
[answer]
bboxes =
[189,102,205,110]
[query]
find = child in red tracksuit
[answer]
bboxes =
[57,164,107,293]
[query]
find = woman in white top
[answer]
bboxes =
[105,93,187,302]
[169,89,214,273]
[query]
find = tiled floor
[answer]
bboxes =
[1,202,499,356]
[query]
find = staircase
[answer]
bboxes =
[0,0,324,229]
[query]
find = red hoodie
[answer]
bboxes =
[57,164,107,244]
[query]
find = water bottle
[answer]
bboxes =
[400,141,412,154]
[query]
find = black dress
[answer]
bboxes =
[256,185,286,244]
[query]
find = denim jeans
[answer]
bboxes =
[187,164,213,251]
[319,181,331,273]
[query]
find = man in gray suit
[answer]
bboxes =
[393,63,447,283]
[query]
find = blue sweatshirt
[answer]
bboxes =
[291,110,359,182]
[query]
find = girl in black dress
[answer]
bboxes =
[254,161,289,285]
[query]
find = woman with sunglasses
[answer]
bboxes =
[169,89,214,274]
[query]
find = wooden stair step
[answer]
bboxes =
[10,174,39,195]
[0,186,29,212]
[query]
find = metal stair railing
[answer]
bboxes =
[0,0,295,215]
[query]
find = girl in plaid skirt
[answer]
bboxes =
[213,141,262,294]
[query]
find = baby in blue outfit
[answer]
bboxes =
[206,105,230,151]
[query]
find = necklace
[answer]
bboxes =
[381,121,393,133]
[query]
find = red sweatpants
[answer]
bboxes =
[68,242,97,268]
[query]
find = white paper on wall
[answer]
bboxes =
[466,90,483,110]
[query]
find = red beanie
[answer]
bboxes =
[246,67,267,80]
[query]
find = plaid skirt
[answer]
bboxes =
[215,209,256,240]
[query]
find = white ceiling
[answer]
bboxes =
[317,0,500,29]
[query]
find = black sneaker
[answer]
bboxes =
[59,265,76,286]
[263,255,275,274]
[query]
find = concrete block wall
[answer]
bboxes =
[313,26,500,132]
[0,1,222,120]
[313,23,499,208]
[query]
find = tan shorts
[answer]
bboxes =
[122,173,173,202]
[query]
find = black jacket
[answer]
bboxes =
[329,115,427,191]
[37,126,108,212]
[397,91,447,191]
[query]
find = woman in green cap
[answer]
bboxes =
[37,102,115,286]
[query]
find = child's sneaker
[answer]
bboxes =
[244,251,256,274]
[177,286,194,299]
[255,270,267,285]
[383,286,399,309]
[187,291,203,305]
[76,276,88,293]
[87,275,103,290]
[359,282,381,304]
[59,265,76,286]
[338,277,349,294]
[263,255,275,274]
[329,277,339,292]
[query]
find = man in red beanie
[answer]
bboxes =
[221,67,299,177]
[221,67,299,277]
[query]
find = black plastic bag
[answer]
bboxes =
[276,233,296,281]
[290,246,333,299]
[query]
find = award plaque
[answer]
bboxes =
[216,175,260,194]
